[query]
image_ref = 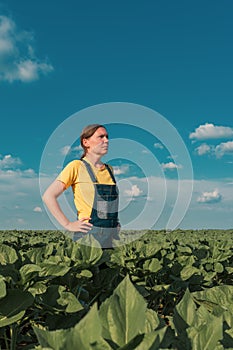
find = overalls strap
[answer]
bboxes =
[81,159,98,182]
[81,159,116,184]
[104,164,116,184]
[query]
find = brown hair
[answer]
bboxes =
[80,124,105,159]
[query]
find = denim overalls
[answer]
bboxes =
[73,159,119,248]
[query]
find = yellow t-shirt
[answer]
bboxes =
[57,157,115,219]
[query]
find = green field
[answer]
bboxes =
[0,229,233,349]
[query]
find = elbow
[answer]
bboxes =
[42,191,49,205]
[42,180,64,205]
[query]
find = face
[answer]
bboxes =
[83,127,109,156]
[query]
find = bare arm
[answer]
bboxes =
[42,180,93,232]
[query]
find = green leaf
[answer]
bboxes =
[225,327,233,343]
[226,267,233,274]
[135,328,166,350]
[78,269,93,278]
[39,263,70,277]
[143,258,162,273]
[177,255,195,266]
[187,305,223,350]
[71,236,103,266]
[109,249,126,266]
[34,304,111,350]
[145,309,161,333]
[40,285,83,313]
[40,285,64,310]
[0,265,20,284]
[0,289,34,327]
[33,347,54,350]
[0,276,6,299]
[117,334,144,350]
[140,242,162,258]
[193,285,233,314]
[174,289,196,333]
[33,325,66,350]
[25,245,54,264]
[205,263,213,271]
[58,290,83,313]
[214,262,224,273]
[177,246,193,254]
[99,275,147,347]
[180,265,200,281]
[223,310,233,328]
[28,282,47,296]
[0,244,18,264]
[20,263,42,284]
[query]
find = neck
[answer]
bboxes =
[85,154,103,168]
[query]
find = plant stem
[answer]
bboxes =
[10,324,18,350]
[4,330,10,350]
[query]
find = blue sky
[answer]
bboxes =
[0,0,233,230]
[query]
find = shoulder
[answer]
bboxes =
[58,159,82,184]
[63,159,82,169]
[59,159,82,176]
[105,163,113,171]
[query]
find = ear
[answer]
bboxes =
[82,138,90,148]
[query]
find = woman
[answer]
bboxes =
[42,124,120,248]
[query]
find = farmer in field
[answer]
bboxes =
[42,124,120,248]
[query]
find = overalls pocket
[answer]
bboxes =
[96,185,118,220]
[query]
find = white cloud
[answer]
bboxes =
[0,154,22,169]
[23,168,37,177]
[0,168,36,179]
[0,161,233,230]
[33,206,42,212]
[0,16,15,53]
[197,189,222,204]
[17,218,26,225]
[193,141,233,158]
[0,168,52,229]
[113,165,129,175]
[60,145,71,156]
[73,145,82,152]
[0,149,232,230]
[161,162,182,170]
[195,143,211,156]
[17,60,52,82]
[60,145,82,156]
[190,123,233,140]
[124,184,143,197]
[154,142,164,149]
[0,15,53,83]
[215,141,233,158]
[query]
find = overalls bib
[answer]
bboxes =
[81,159,119,228]
[73,159,119,247]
